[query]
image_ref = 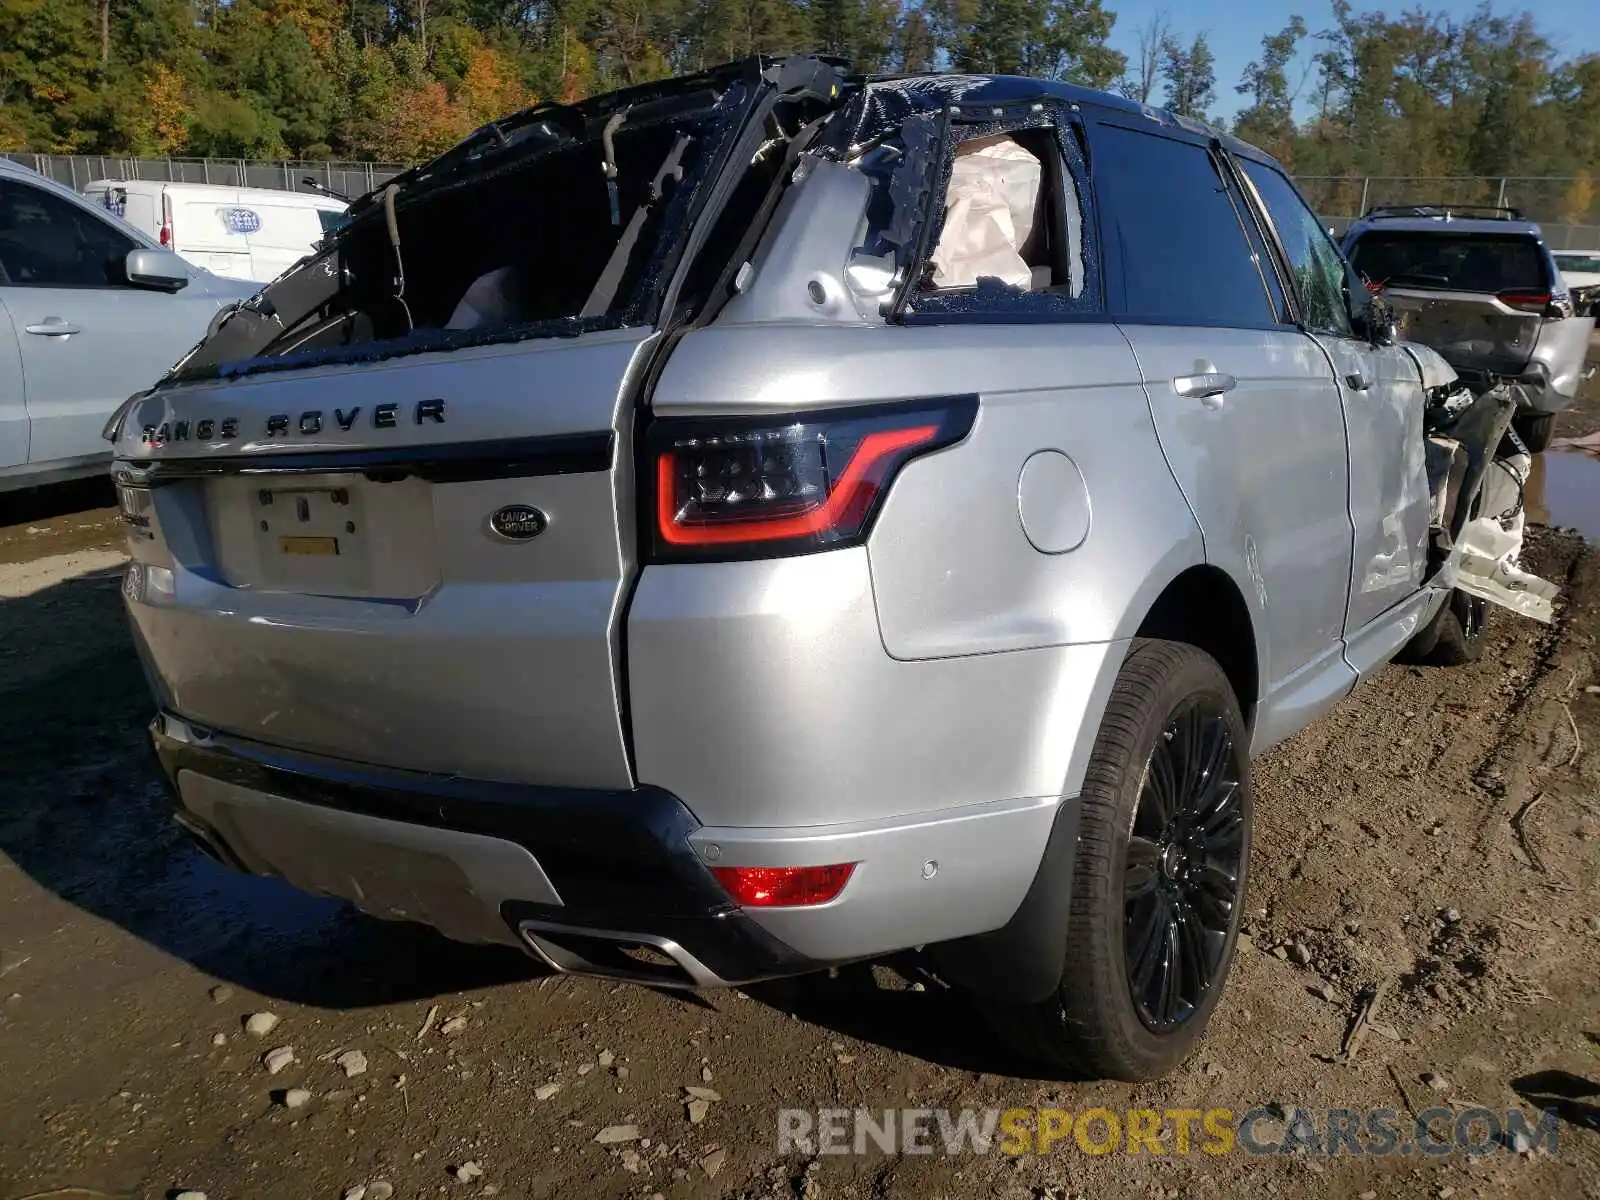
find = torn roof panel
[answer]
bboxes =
[840,72,1275,168]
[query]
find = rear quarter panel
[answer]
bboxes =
[645,322,1213,816]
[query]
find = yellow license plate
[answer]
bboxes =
[279,536,340,557]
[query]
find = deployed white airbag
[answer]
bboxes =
[929,135,1041,289]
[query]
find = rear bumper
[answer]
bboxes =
[153,713,816,986]
[152,713,1061,986]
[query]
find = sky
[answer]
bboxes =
[1103,0,1600,122]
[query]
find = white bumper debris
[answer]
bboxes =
[1451,516,1559,624]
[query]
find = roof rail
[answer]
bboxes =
[1362,203,1523,221]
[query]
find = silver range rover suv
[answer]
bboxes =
[108,58,1554,1081]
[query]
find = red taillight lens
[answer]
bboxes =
[648,397,977,560]
[159,225,171,246]
[711,863,856,907]
[1497,289,1550,314]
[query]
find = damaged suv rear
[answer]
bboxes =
[1343,205,1595,452]
[111,58,1558,1081]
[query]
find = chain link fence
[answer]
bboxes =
[6,154,1599,250]
[2,153,406,201]
[1298,176,1600,250]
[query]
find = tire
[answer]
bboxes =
[1514,411,1556,454]
[986,639,1252,1081]
[1429,590,1487,666]
[1396,589,1486,666]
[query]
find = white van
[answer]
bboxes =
[82,180,348,284]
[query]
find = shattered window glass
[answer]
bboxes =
[880,112,1100,322]
[165,76,752,383]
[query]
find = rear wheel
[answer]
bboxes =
[1513,411,1556,453]
[987,639,1251,1081]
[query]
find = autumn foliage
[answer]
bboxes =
[0,0,1595,226]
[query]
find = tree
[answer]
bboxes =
[807,0,899,71]
[0,0,102,151]
[933,0,1124,86]
[0,0,1596,217]
[1233,14,1307,159]
[895,4,935,72]
[1161,31,1215,122]
[1121,8,1168,103]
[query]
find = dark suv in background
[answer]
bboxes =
[1342,205,1594,451]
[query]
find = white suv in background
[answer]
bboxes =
[0,160,258,494]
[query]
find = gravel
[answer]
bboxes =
[243,1012,279,1038]
[336,1049,368,1078]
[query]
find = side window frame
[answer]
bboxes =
[1229,155,1356,339]
[0,177,139,291]
[1084,117,1289,331]
[892,100,1107,326]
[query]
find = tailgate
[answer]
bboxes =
[1385,287,1542,378]
[113,331,649,789]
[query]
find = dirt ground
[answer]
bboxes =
[2,375,1598,1200]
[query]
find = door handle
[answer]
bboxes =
[25,318,81,336]
[1345,371,1371,391]
[1173,372,1237,407]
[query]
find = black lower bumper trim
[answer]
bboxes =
[150,714,819,984]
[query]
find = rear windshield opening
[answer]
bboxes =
[171,97,737,381]
[1349,231,1550,293]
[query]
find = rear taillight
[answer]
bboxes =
[160,193,173,247]
[711,864,856,907]
[1496,289,1550,314]
[647,397,977,560]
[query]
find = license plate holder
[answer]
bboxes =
[249,484,368,587]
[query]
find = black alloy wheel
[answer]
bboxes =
[1123,698,1245,1031]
